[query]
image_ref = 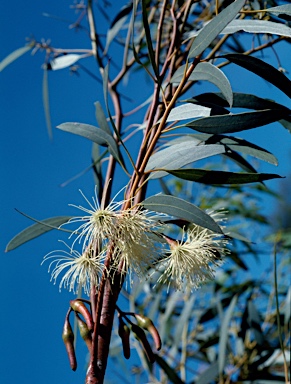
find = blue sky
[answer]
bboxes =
[1,2,291,383]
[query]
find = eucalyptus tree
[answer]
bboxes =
[3,0,291,383]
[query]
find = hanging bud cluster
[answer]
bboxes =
[62,299,94,371]
[117,308,162,364]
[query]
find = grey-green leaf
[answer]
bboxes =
[0,45,32,72]
[267,5,291,17]
[6,216,71,252]
[94,101,111,134]
[172,62,233,107]
[220,19,291,38]
[218,295,238,373]
[142,194,223,233]
[146,142,225,179]
[164,169,283,184]
[50,54,86,70]
[186,19,291,39]
[188,0,245,58]
[174,133,278,165]
[42,68,53,140]
[223,54,291,99]
[187,109,289,134]
[166,103,211,122]
[104,4,132,54]
[57,122,121,164]
[196,362,219,384]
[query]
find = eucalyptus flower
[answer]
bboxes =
[42,243,104,296]
[64,187,166,283]
[158,217,229,291]
[66,187,123,250]
[111,209,165,282]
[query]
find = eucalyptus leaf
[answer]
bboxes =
[141,0,160,81]
[220,19,291,38]
[218,295,238,373]
[164,169,283,185]
[94,101,111,134]
[283,287,291,325]
[57,122,122,164]
[188,0,245,58]
[247,301,264,346]
[178,133,278,165]
[267,4,291,17]
[187,109,289,134]
[155,355,184,384]
[166,103,211,122]
[173,295,196,348]
[50,54,87,70]
[196,361,219,384]
[6,216,71,252]
[172,62,233,107]
[194,92,290,113]
[42,68,52,140]
[142,194,223,233]
[186,19,291,39]
[279,117,291,133]
[104,4,132,53]
[146,142,225,179]
[223,54,291,99]
[0,45,32,72]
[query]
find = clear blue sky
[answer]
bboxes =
[1,2,291,383]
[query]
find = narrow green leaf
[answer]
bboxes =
[104,4,132,54]
[91,142,103,202]
[188,0,245,58]
[172,62,233,107]
[166,103,211,122]
[283,287,291,326]
[50,54,87,70]
[146,142,225,179]
[177,133,278,165]
[279,117,291,133]
[141,0,160,81]
[173,295,196,348]
[57,122,121,163]
[196,362,219,384]
[0,45,32,72]
[164,169,283,185]
[247,301,264,346]
[187,109,289,134]
[223,54,291,99]
[6,216,71,252]
[267,5,291,17]
[94,101,111,134]
[42,68,53,140]
[142,194,223,233]
[187,19,291,39]
[155,355,184,384]
[102,64,131,172]
[220,19,291,38]
[218,295,238,373]
[194,92,290,113]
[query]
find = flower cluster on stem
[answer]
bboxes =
[43,187,229,295]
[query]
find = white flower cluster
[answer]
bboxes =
[42,187,229,295]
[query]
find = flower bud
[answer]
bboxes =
[62,317,77,371]
[134,314,162,351]
[76,314,92,351]
[131,323,155,364]
[70,299,94,331]
[118,317,131,359]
